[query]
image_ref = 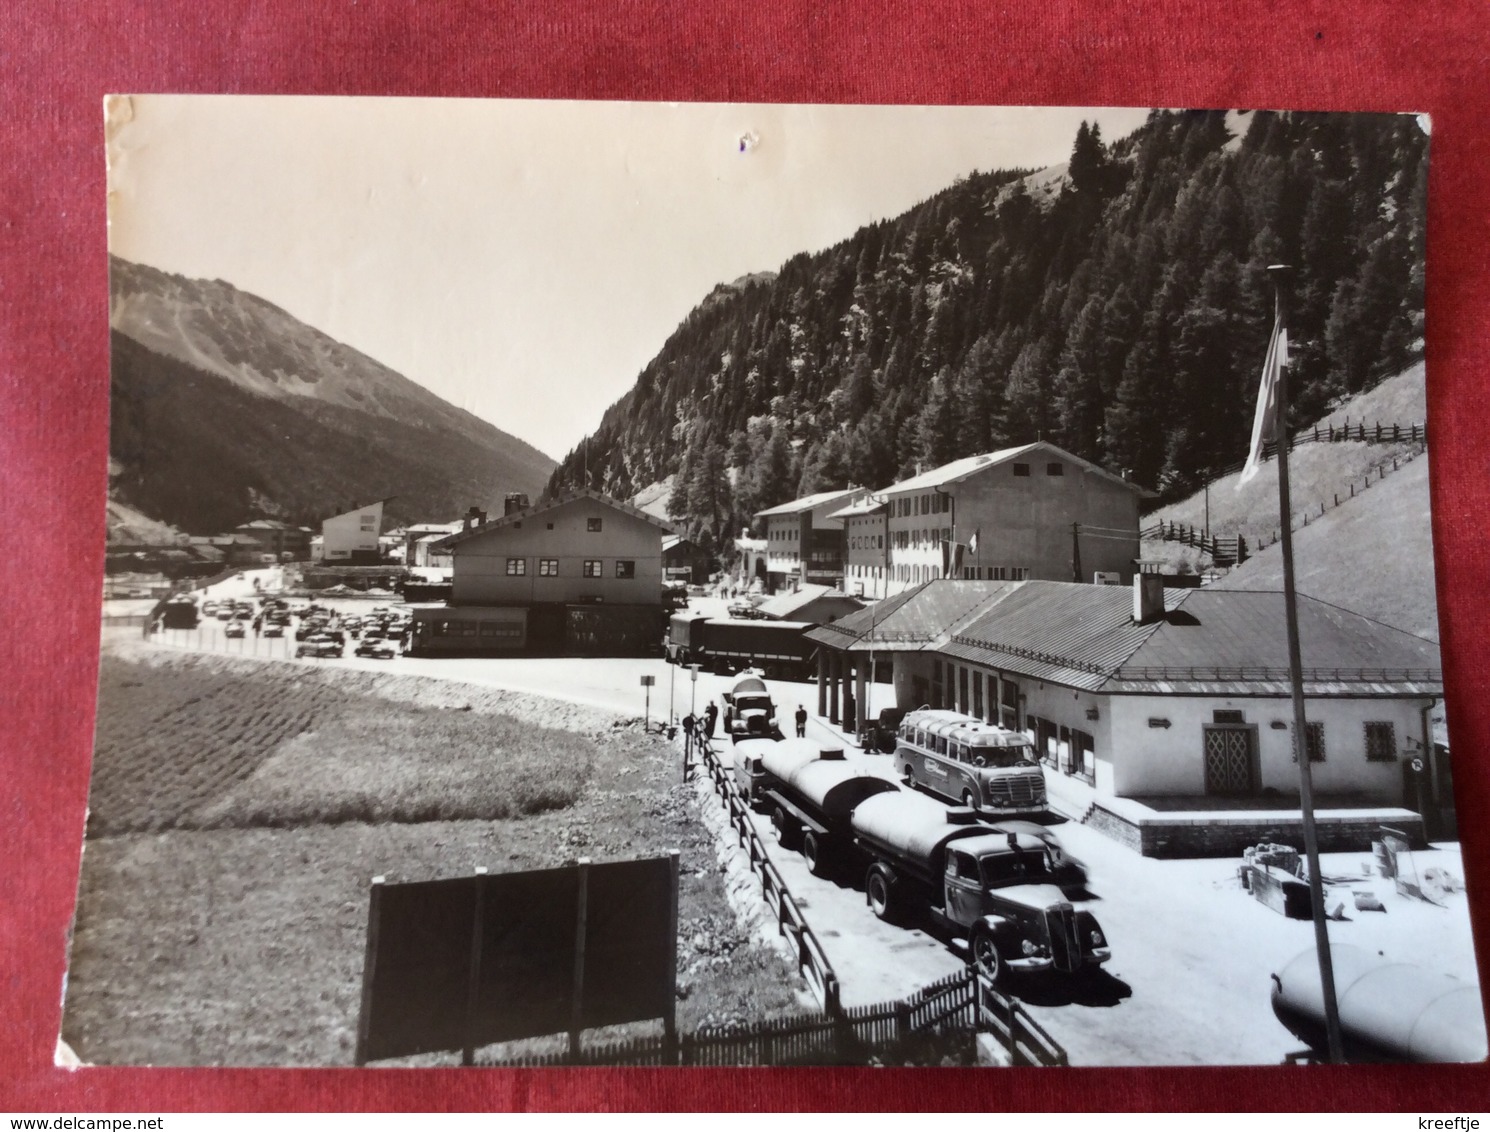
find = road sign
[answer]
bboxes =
[639,675,656,687]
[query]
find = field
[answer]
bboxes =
[64,644,806,1065]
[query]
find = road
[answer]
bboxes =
[126,572,1487,1066]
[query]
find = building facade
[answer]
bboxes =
[754,487,868,593]
[807,578,1443,853]
[232,520,313,561]
[410,490,673,656]
[321,500,388,563]
[879,442,1144,592]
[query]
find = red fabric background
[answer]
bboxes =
[3,0,1488,1112]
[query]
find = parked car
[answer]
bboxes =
[224,622,246,639]
[263,623,285,638]
[296,634,342,659]
[355,639,397,660]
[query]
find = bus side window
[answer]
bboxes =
[955,742,969,763]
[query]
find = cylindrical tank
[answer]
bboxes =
[1271,943,1488,1063]
[850,790,986,867]
[759,739,832,784]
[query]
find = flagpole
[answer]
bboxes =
[1268,263,1345,1064]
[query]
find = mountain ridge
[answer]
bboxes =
[108,258,556,535]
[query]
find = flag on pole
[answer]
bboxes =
[968,529,980,556]
[1239,316,1288,486]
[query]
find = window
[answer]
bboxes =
[587,517,603,532]
[538,558,559,576]
[505,557,526,576]
[1365,721,1397,762]
[1046,462,1064,476]
[1013,463,1031,477]
[583,559,603,577]
[1214,710,1245,724]
[615,560,635,578]
[1293,721,1326,763]
[546,523,554,530]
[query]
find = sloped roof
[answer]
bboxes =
[940,582,1441,696]
[756,585,865,622]
[806,580,1021,651]
[755,487,867,519]
[827,496,888,520]
[438,488,676,549]
[880,441,1143,497]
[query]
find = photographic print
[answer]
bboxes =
[70,96,1484,1067]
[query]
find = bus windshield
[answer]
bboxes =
[969,741,1035,768]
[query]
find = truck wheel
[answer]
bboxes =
[802,831,828,877]
[866,870,894,921]
[962,789,981,813]
[772,806,799,850]
[972,927,1006,985]
[901,764,915,788]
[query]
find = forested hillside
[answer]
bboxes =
[548,110,1427,554]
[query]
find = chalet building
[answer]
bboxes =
[321,499,390,564]
[232,520,313,561]
[662,535,712,585]
[876,442,1145,594]
[807,577,1443,855]
[754,487,868,593]
[409,489,673,657]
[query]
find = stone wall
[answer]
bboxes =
[1086,804,1425,858]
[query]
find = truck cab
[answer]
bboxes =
[937,831,1108,984]
[721,673,780,742]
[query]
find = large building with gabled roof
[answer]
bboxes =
[873,441,1146,595]
[409,489,675,656]
[807,576,1444,853]
[754,486,869,592]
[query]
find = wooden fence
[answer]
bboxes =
[481,966,983,1067]
[695,733,841,1014]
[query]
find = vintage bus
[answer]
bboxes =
[892,708,1047,815]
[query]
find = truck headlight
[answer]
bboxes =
[1090,930,1104,946]
[1021,940,1037,956]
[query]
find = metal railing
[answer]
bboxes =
[695,733,841,1014]
[975,974,1069,1066]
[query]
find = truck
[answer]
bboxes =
[850,790,1109,985]
[721,673,782,742]
[759,744,898,877]
[732,736,824,808]
[665,614,816,680]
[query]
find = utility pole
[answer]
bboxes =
[1268,263,1345,1064]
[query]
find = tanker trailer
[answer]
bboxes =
[851,791,1109,985]
[1271,943,1487,1063]
[760,745,897,877]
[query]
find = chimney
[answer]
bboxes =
[464,505,487,532]
[1133,573,1165,624]
[503,493,530,517]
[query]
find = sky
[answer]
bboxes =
[107,97,1151,461]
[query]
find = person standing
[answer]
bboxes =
[795,704,808,738]
[704,701,719,740]
[681,712,696,781]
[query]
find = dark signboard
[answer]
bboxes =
[355,854,677,1064]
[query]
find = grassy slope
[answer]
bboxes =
[1141,362,1441,640]
[1209,455,1442,642]
[65,650,804,1065]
